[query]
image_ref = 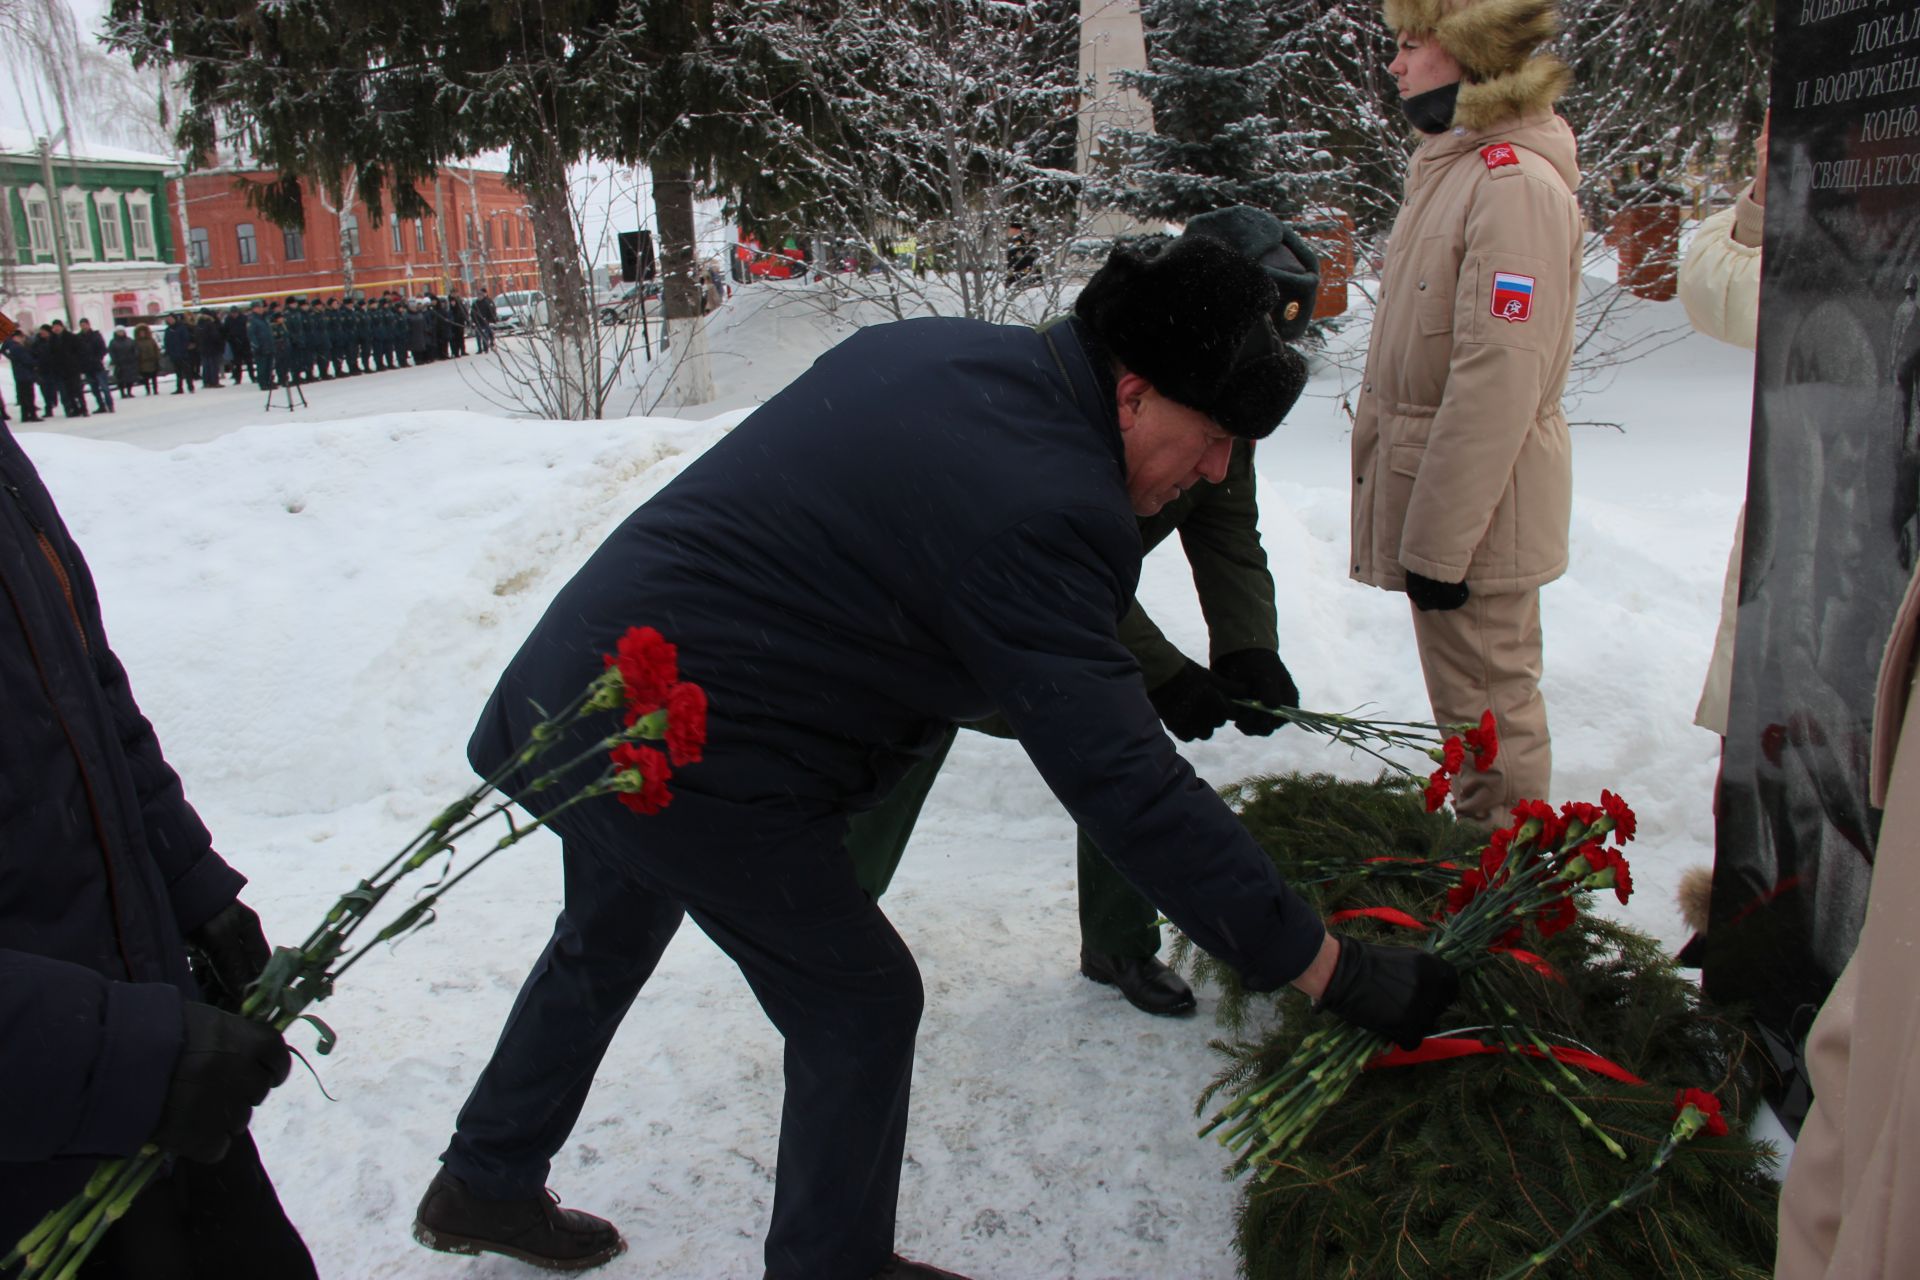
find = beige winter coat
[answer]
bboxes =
[1677,184,1764,735]
[1776,565,1920,1279]
[1351,108,1583,594]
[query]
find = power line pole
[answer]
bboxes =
[36,135,78,323]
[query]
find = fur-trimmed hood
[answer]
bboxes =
[1455,55,1572,131]
[1384,0,1570,130]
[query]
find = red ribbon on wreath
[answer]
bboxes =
[1324,907,1565,984]
[1365,1037,1648,1086]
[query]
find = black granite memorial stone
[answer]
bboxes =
[1707,0,1920,1130]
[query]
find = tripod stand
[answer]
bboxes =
[266,375,308,413]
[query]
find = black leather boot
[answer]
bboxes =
[1079,950,1196,1016]
[413,1169,625,1271]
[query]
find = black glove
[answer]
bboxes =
[1148,659,1240,742]
[1213,648,1299,736]
[150,1003,292,1163]
[1313,935,1460,1051]
[187,901,271,1013]
[1405,570,1470,613]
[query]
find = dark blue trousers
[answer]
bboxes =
[439,791,923,1280]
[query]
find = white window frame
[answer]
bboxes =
[187,226,210,269]
[236,221,258,265]
[125,191,156,258]
[93,189,126,259]
[22,184,53,257]
[61,187,93,261]
[341,211,360,257]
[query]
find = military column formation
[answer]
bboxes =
[235,290,479,391]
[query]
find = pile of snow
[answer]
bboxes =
[16,274,1761,1278]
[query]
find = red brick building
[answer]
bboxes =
[169,165,543,304]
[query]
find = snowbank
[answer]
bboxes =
[15,281,1761,1278]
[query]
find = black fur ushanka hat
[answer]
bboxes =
[1073,212,1310,440]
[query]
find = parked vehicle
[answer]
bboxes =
[493,290,548,332]
[597,281,660,326]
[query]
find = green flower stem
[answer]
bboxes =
[49,1156,162,1280]
[1204,1028,1382,1178]
[12,667,660,1275]
[4,1181,92,1271]
[20,1152,156,1278]
[323,775,613,988]
[1235,703,1473,779]
[1491,1134,1683,1280]
[1487,1015,1628,1161]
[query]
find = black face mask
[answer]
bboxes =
[1402,81,1461,135]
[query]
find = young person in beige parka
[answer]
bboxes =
[1353,0,1583,822]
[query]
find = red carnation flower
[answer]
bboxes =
[1464,710,1499,771]
[1537,893,1577,938]
[1446,868,1487,916]
[1611,853,1634,904]
[1479,827,1512,882]
[1560,800,1603,830]
[1511,798,1566,850]
[1673,1087,1729,1138]
[609,742,674,815]
[1441,736,1467,776]
[607,626,678,715]
[664,681,708,767]
[1424,769,1451,813]
[1600,789,1637,845]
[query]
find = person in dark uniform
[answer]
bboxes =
[270,304,293,386]
[246,301,276,391]
[1,418,315,1278]
[43,320,89,418]
[75,319,113,414]
[194,311,224,389]
[410,210,1458,1280]
[845,211,1323,1017]
[448,292,469,357]
[328,299,352,378]
[2,329,39,421]
[223,307,251,385]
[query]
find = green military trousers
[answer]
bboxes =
[844,724,1163,958]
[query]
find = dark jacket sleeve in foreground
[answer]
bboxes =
[23,436,246,933]
[95,639,245,933]
[0,949,182,1160]
[942,509,1323,990]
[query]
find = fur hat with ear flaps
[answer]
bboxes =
[1074,225,1310,440]
[1383,0,1573,132]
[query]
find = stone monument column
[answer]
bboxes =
[1707,0,1920,1130]
[1077,0,1155,239]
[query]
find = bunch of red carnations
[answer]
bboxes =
[7,627,703,1279]
[1202,777,1645,1174]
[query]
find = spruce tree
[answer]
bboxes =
[1100,0,1334,223]
[104,0,760,413]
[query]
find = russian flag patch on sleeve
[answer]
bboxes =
[1491,271,1535,323]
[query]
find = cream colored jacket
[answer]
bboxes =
[1777,566,1920,1279]
[1351,111,1583,594]
[1678,184,1763,735]
[1678,189,1764,349]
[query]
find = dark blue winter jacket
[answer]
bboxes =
[1,338,36,384]
[471,316,1324,991]
[161,320,194,366]
[0,422,245,1240]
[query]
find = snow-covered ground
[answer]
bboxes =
[14,278,1763,1279]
